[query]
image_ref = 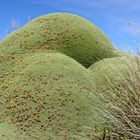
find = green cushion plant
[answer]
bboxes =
[0,13,127,139]
[1,13,121,68]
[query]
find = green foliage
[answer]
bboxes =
[0,13,131,139]
[1,13,121,68]
[88,57,129,93]
[0,121,28,140]
[0,52,106,139]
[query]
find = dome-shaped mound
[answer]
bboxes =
[1,13,121,67]
[0,52,104,139]
[88,57,129,93]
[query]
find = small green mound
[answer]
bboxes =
[88,57,129,93]
[0,52,105,139]
[1,13,121,67]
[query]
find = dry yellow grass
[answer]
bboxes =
[101,52,140,140]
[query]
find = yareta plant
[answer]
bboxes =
[0,52,106,140]
[88,56,129,94]
[89,55,140,140]
[0,13,121,68]
[0,13,126,139]
[0,121,28,140]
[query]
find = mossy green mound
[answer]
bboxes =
[0,52,105,139]
[1,13,121,67]
[0,12,126,139]
[88,57,129,93]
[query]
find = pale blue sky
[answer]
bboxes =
[0,0,140,53]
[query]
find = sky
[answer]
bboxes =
[0,0,140,53]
